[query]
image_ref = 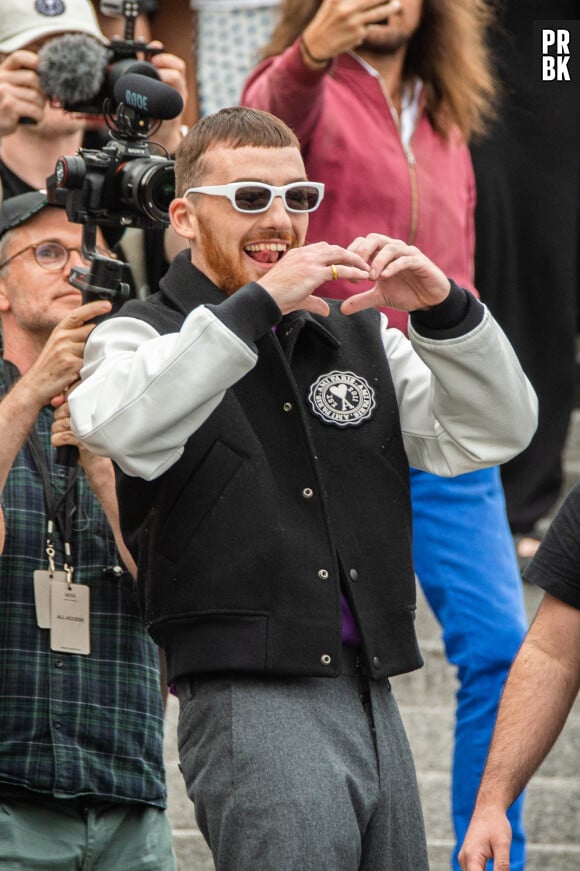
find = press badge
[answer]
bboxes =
[33,569,68,629]
[50,582,91,655]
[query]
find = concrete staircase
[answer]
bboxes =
[162,410,580,869]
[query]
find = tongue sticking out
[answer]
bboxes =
[247,248,281,264]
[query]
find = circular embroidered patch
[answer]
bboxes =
[308,371,376,428]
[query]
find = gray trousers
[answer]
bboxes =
[175,649,429,870]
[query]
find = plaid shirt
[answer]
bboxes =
[0,362,167,807]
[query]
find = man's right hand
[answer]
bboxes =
[0,50,46,135]
[302,0,401,65]
[257,241,370,316]
[20,300,112,411]
[458,805,513,871]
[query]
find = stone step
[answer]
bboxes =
[391,642,458,705]
[417,769,580,846]
[427,839,580,871]
[398,701,580,779]
[172,831,214,871]
[565,408,580,459]
[559,406,580,512]
[163,696,215,869]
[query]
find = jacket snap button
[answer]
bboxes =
[283,402,293,412]
[318,569,329,580]
[302,487,314,499]
[372,656,381,669]
[321,654,332,665]
[349,568,358,582]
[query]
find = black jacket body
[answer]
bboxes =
[116,255,422,683]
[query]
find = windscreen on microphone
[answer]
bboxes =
[38,33,110,107]
[113,73,184,121]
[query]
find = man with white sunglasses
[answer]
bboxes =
[66,106,537,871]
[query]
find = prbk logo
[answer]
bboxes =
[542,28,570,79]
[534,20,580,86]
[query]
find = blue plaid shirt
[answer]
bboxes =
[0,362,167,807]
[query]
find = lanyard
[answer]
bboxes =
[29,430,78,584]
[3,361,79,583]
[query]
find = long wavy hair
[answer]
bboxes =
[260,0,499,142]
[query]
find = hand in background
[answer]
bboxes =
[147,40,188,154]
[0,50,45,135]
[302,0,401,64]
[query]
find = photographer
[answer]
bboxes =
[0,191,176,868]
[0,0,188,295]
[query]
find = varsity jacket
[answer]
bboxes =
[69,252,538,682]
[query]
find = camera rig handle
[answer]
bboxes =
[99,1,165,62]
[68,220,130,318]
[55,222,130,468]
[99,1,140,42]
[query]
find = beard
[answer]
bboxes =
[359,28,413,56]
[198,219,253,296]
[33,105,85,138]
[197,218,298,296]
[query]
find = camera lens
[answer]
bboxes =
[119,158,175,223]
[56,155,86,189]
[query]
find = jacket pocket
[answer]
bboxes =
[159,439,245,560]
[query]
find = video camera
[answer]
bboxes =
[45,0,183,309]
[38,0,166,117]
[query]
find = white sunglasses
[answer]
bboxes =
[183,181,325,213]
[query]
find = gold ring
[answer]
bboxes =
[330,264,338,281]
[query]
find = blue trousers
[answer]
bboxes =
[410,466,527,870]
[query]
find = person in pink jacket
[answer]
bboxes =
[242,2,529,868]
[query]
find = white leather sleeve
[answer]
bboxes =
[382,308,538,475]
[70,301,537,483]
[69,306,257,480]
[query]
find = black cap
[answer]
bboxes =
[0,191,49,241]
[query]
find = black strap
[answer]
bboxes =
[3,360,79,562]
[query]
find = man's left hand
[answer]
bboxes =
[340,234,451,315]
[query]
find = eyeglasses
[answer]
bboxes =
[0,241,112,272]
[183,181,325,214]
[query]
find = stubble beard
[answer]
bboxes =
[359,29,412,56]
